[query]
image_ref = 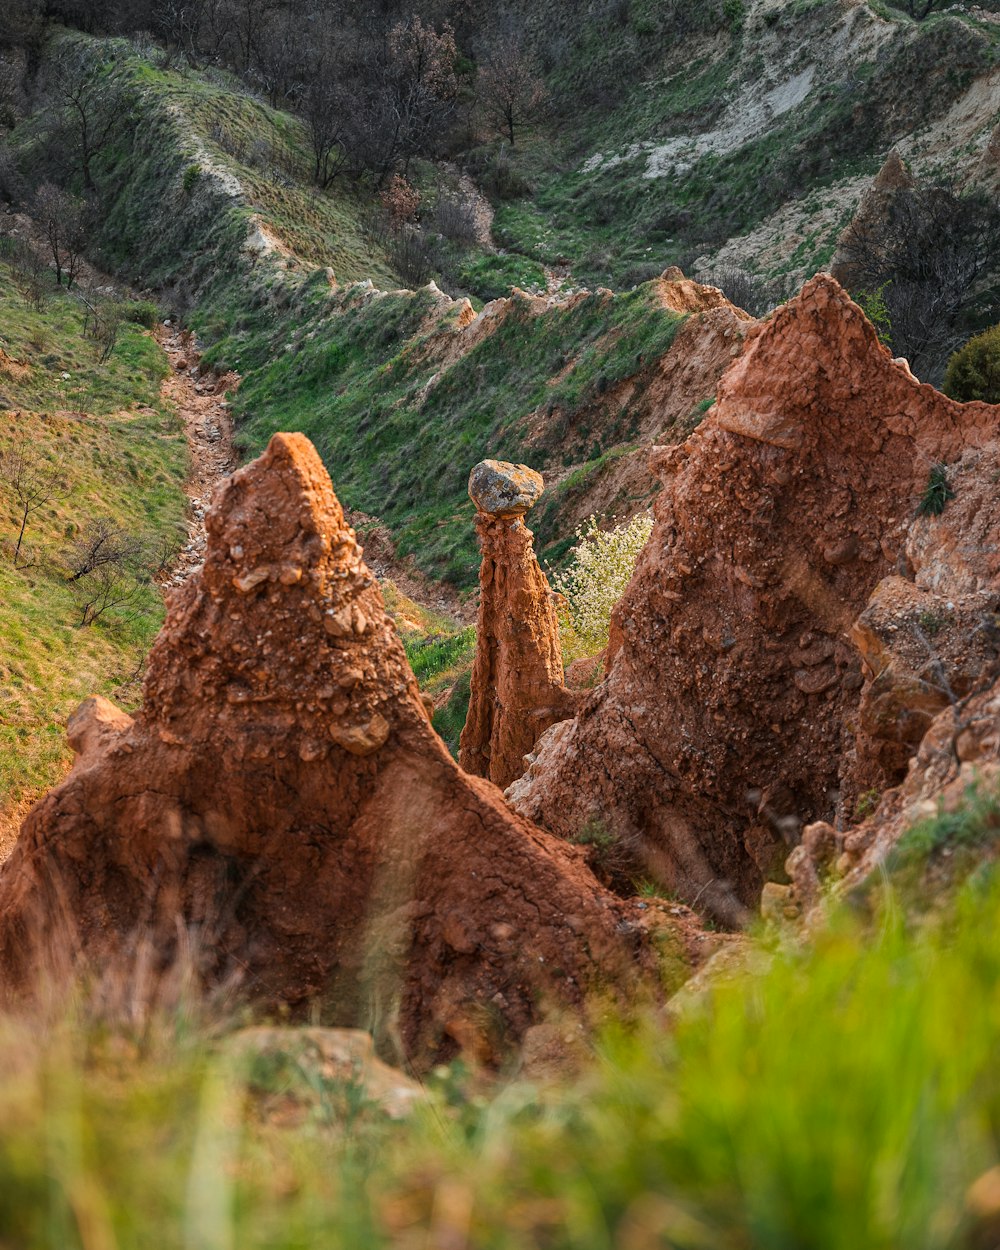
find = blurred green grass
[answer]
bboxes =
[3,857,1000,1248]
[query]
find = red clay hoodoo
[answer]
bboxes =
[0,434,658,1064]
[459,460,577,790]
[509,275,999,924]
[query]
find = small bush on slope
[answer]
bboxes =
[553,511,653,656]
[945,323,1000,403]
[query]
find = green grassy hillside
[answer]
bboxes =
[0,263,188,832]
[9,34,397,297]
[7,2,998,601]
[8,38,686,586]
[203,277,683,582]
[492,1,1000,289]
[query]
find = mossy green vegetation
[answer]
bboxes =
[211,277,682,585]
[0,264,188,821]
[4,858,1000,1247]
[8,37,693,589]
[450,251,547,301]
[945,322,1000,402]
[881,781,1000,901]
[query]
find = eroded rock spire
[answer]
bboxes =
[459,460,577,790]
[509,275,999,924]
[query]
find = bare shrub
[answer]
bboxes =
[73,561,143,627]
[5,236,49,310]
[470,144,533,201]
[434,176,493,247]
[388,226,435,288]
[84,295,127,363]
[0,139,25,204]
[33,181,92,289]
[66,516,143,581]
[701,266,773,317]
[0,433,61,567]
[149,531,185,579]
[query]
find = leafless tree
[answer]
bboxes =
[45,44,126,192]
[839,182,1000,380]
[0,50,28,128]
[0,0,44,54]
[477,30,548,147]
[66,516,143,580]
[0,434,61,567]
[224,0,273,73]
[302,77,350,188]
[151,0,207,66]
[331,14,459,186]
[74,561,142,627]
[33,181,91,288]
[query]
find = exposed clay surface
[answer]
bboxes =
[509,275,999,924]
[460,463,576,789]
[657,268,756,320]
[0,434,658,1065]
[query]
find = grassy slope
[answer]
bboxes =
[2,858,1000,1247]
[25,38,398,294]
[0,266,188,819]
[13,8,1000,609]
[12,39,676,588]
[493,1,1000,289]
[211,278,682,583]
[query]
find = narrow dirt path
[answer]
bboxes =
[156,324,238,585]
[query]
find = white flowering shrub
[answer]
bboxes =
[553,512,653,657]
